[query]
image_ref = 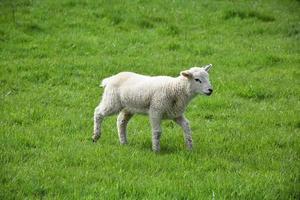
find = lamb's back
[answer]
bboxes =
[114,72,177,113]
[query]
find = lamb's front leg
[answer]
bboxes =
[174,115,193,150]
[149,111,162,152]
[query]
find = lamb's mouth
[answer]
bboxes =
[204,92,212,96]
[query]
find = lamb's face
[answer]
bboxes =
[181,64,213,96]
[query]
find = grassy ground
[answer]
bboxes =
[0,0,299,199]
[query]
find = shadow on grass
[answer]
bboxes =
[224,10,275,22]
[136,141,184,155]
[295,121,300,129]
[21,23,44,35]
[236,87,274,101]
[138,19,154,29]
[287,24,300,37]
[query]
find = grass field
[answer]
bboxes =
[1,0,300,199]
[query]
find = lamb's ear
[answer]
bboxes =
[180,70,193,79]
[204,64,212,72]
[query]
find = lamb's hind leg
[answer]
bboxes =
[93,103,121,142]
[117,111,133,145]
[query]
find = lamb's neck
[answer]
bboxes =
[174,77,197,103]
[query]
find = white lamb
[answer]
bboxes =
[93,64,213,152]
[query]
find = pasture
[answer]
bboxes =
[0,0,299,199]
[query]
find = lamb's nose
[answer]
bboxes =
[208,89,213,93]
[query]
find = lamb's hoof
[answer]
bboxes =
[92,135,100,143]
[152,147,161,153]
[120,142,127,145]
[187,145,193,151]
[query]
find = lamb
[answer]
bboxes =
[93,64,213,152]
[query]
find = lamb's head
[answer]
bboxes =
[180,64,213,96]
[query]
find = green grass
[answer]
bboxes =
[0,0,299,199]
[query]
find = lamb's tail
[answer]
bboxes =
[100,76,113,87]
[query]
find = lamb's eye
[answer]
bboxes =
[195,79,202,83]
